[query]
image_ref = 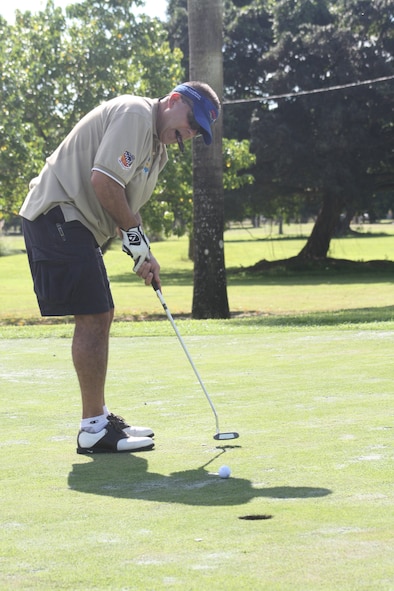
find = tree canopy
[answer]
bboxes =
[249,0,393,257]
[166,0,393,257]
[0,0,183,223]
[1,0,393,266]
[0,0,253,244]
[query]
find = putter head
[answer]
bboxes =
[214,432,239,441]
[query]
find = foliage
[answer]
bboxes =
[0,0,255,240]
[223,0,272,100]
[166,0,189,72]
[142,138,256,238]
[223,139,255,191]
[0,5,65,219]
[0,0,183,222]
[166,0,393,250]
[2,0,392,262]
[142,143,193,239]
[222,0,273,140]
[166,0,273,140]
[63,0,183,126]
[249,0,394,256]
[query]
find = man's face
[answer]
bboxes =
[159,93,202,146]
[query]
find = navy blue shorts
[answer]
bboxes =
[22,207,114,316]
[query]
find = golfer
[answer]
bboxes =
[19,81,220,454]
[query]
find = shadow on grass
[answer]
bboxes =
[68,450,331,506]
[103,234,393,297]
[2,305,393,328]
[110,269,193,286]
[109,266,394,287]
[228,306,394,327]
[225,231,394,244]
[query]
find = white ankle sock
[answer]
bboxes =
[103,405,110,417]
[81,413,108,434]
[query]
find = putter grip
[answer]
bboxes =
[151,278,160,292]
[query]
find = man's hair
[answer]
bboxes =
[181,81,221,113]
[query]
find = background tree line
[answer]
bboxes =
[0,0,393,262]
[168,0,393,260]
[0,0,254,239]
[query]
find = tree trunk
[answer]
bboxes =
[188,0,230,319]
[298,193,343,259]
[335,207,355,237]
[188,231,194,261]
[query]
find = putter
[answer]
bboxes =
[151,279,239,441]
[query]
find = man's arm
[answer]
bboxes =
[91,170,140,229]
[91,170,160,287]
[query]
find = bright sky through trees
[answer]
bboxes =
[0,0,167,23]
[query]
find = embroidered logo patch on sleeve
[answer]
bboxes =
[118,151,135,170]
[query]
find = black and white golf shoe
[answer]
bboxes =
[77,415,155,454]
[106,413,154,439]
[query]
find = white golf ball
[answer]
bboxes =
[218,465,231,479]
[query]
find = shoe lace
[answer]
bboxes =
[106,414,125,433]
[107,413,128,426]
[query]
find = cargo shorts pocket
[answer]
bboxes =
[31,250,82,307]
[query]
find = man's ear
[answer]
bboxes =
[168,92,182,107]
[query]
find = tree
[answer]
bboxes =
[0,4,66,221]
[143,137,256,240]
[166,0,273,226]
[222,0,273,140]
[0,0,184,225]
[167,0,273,140]
[61,0,184,126]
[0,0,255,241]
[188,0,230,318]
[250,0,394,260]
[222,139,256,223]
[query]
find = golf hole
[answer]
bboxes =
[238,514,273,521]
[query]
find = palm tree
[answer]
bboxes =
[188,0,230,318]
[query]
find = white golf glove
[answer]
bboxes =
[121,226,150,272]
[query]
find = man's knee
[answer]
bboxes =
[74,310,114,336]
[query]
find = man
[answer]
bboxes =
[19,81,220,454]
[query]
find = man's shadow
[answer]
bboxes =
[67,447,332,506]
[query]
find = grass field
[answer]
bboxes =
[1,225,393,590]
[1,222,394,322]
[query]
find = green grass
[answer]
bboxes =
[1,223,394,323]
[1,325,393,590]
[224,220,394,265]
[1,225,393,589]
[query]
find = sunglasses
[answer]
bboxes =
[182,97,204,136]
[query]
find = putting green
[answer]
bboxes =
[1,324,393,590]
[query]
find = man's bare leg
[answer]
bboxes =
[72,310,114,419]
[72,309,155,453]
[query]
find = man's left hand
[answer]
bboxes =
[121,226,150,272]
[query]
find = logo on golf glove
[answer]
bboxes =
[125,229,143,245]
[121,226,150,272]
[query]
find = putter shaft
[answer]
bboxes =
[151,280,239,440]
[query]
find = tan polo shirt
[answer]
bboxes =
[19,95,168,246]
